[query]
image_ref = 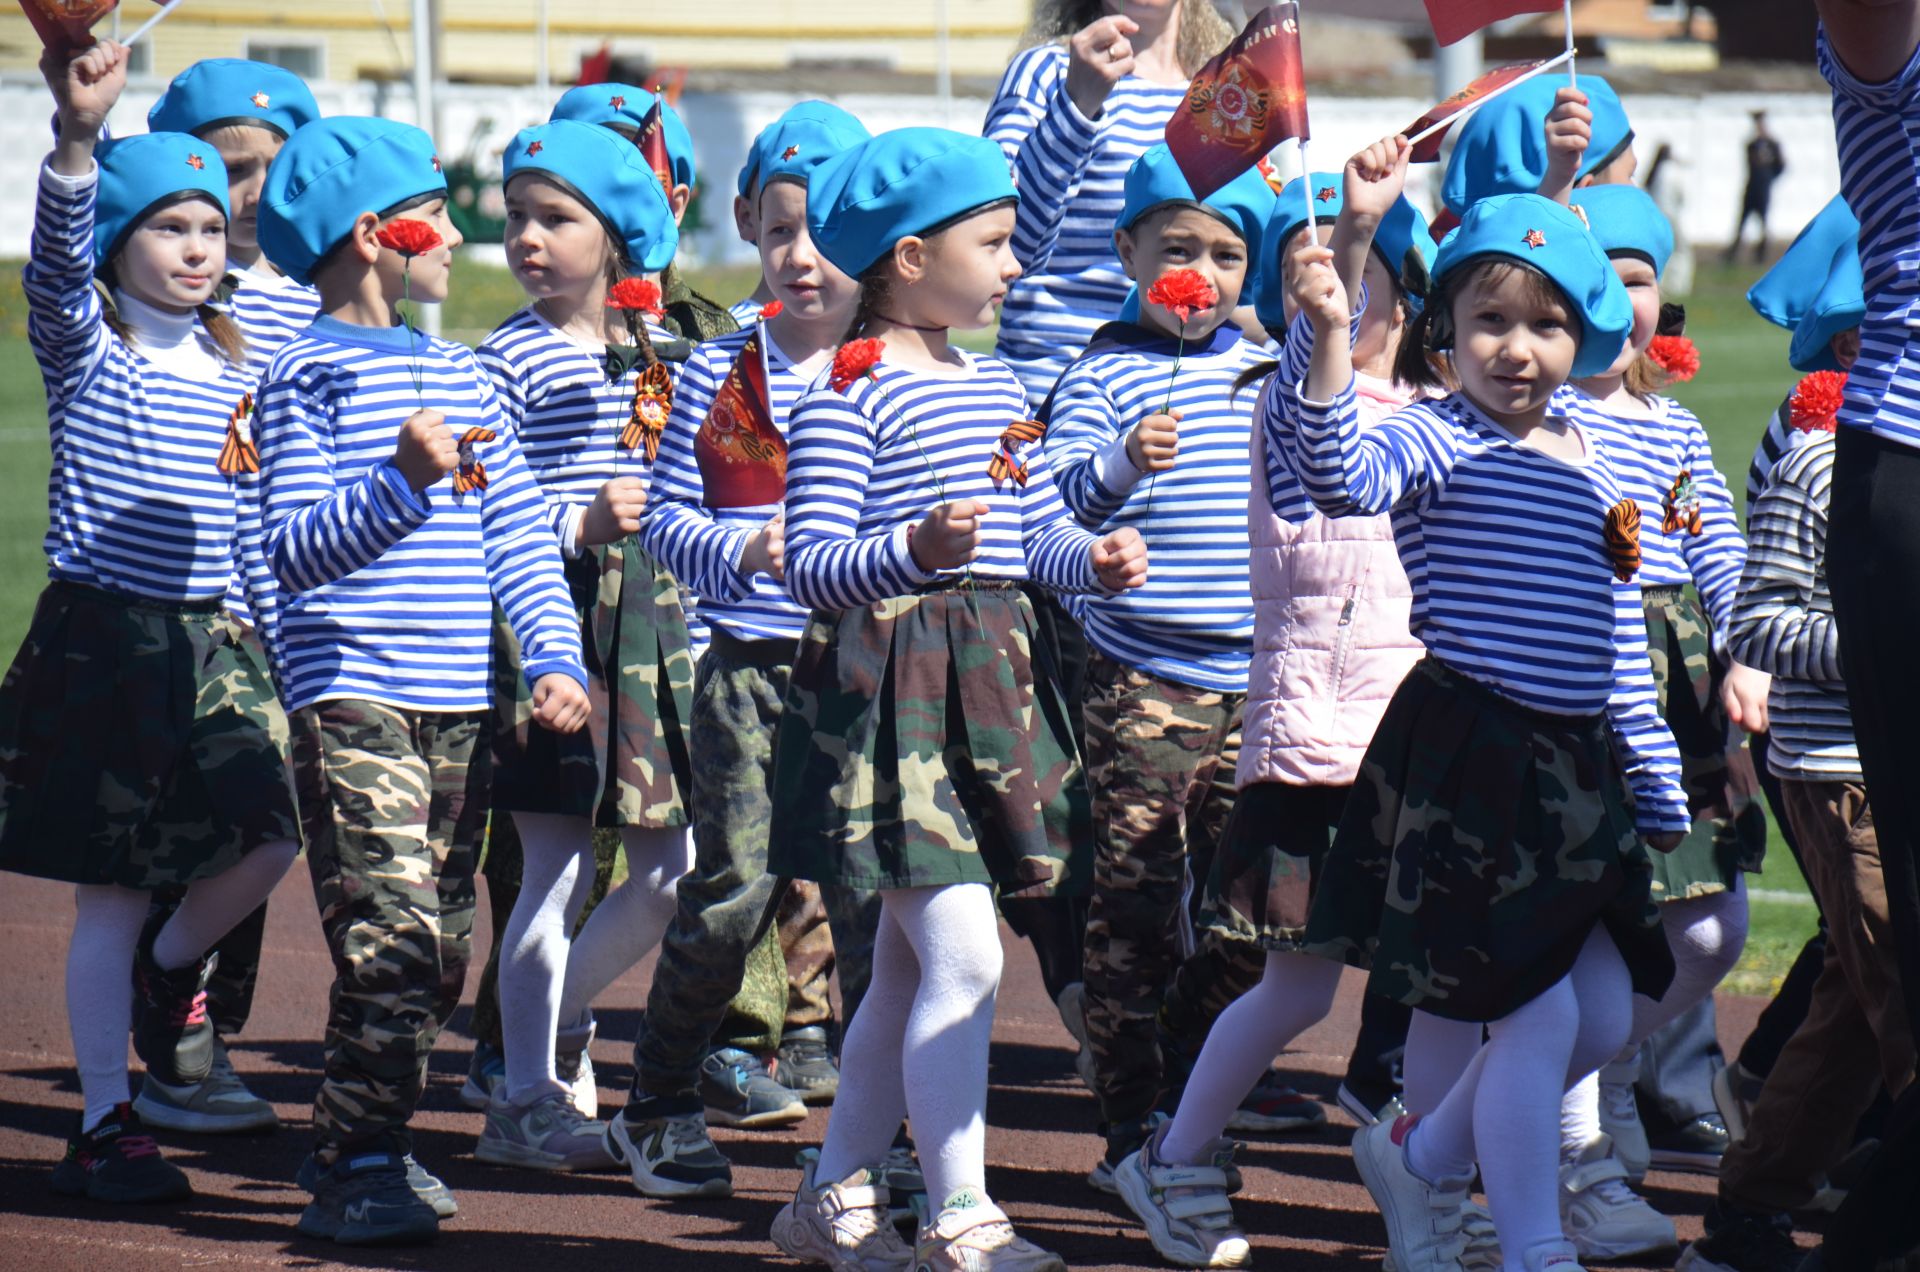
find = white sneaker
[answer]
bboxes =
[1113,1129,1250,1268]
[1519,1238,1586,1272]
[475,1089,618,1172]
[1596,1059,1650,1181]
[555,1017,598,1119]
[1384,1201,1498,1272]
[1559,1136,1677,1260]
[770,1160,914,1270]
[915,1194,1066,1271]
[1350,1117,1469,1272]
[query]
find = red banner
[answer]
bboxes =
[696,336,788,508]
[1164,3,1309,200]
[18,0,119,53]
[1403,59,1549,162]
[635,98,674,194]
[1422,0,1562,47]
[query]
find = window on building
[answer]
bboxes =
[124,38,153,76]
[243,40,326,81]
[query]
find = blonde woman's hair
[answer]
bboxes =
[1021,0,1234,77]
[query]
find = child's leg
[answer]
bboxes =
[556,825,692,1027]
[149,840,299,970]
[1401,1010,1485,1117]
[498,811,597,1101]
[69,884,148,1129]
[1629,879,1749,1048]
[813,900,915,1182]
[1160,950,1342,1164]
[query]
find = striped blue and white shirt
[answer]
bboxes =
[225,263,321,383]
[1726,433,1858,782]
[24,164,271,622]
[255,315,586,713]
[784,350,1104,612]
[1822,32,1920,449]
[1046,322,1258,692]
[645,324,816,643]
[1563,390,1748,634]
[726,297,765,329]
[1744,391,1795,520]
[1279,379,1690,833]
[987,43,1185,406]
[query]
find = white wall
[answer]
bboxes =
[0,75,1841,267]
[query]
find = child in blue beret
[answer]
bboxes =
[1,39,299,1209]
[765,126,1147,1272]
[148,57,321,381]
[456,117,695,1177]
[725,101,870,326]
[1285,134,1689,1272]
[1442,74,1636,217]
[253,114,589,1245]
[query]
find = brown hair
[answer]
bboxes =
[1020,0,1232,77]
[841,264,895,345]
[1622,350,1668,402]
[1392,257,1579,392]
[95,276,248,368]
[603,242,660,368]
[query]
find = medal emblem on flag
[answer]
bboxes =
[1165,3,1309,199]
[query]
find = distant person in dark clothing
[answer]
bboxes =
[1730,111,1787,262]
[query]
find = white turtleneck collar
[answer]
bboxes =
[113,288,225,382]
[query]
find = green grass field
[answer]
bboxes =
[0,255,1820,990]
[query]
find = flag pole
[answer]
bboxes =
[1563,0,1577,87]
[1294,1,1316,246]
[122,0,185,48]
[1403,49,1575,149]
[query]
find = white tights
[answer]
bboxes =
[812,884,1003,1212]
[498,812,692,1102]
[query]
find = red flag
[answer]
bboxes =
[1164,3,1309,200]
[1422,0,1562,47]
[1403,59,1549,162]
[576,41,612,86]
[696,336,788,507]
[19,0,119,53]
[635,98,674,195]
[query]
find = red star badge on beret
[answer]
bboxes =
[186,153,205,169]
[527,140,544,156]
[1316,186,1337,202]
[783,145,800,160]
[251,91,271,108]
[610,94,626,109]
[1522,229,1547,249]
[431,155,442,172]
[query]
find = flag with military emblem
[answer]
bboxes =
[1164,3,1309,200]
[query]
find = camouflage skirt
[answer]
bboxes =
[1302,657,1675,1022]
[1199,780,1351,951]
[0,581,297,889]
[490,538,693,828]
[768,581,1091,896]
[1642,585,1765,901]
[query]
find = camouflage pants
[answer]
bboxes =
[779,879,837,1032]
[294,700,487,1157]
[1081,653,1251,1126]
[635,636,877,1099]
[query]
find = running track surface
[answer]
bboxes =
[0,872,1806,1270]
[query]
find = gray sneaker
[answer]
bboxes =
[700,1046,808,1128]
[133,1035,279,1134]
[475,1089,618,1172]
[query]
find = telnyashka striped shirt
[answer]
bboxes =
[987,43,1185,406]
[225,264,321,383]
[1822,32,1920,449]
[25,164,269,617]
[783,350,1103,612]
[1046,322,1258,692]
[1727,432,1858,781]
[645,324,814,643]
[1744,391,1795,520]
[1280,378,1689,833]
[256,314,585,713]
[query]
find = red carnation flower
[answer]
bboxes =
[1789,370,1848,434]
[760,300,784,320]
[606,278,665,318]
[375,219,444,258]
[830,338,886,392]
[1647,334,1701,383]
[1145,269,1219,326]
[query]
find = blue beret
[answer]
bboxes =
[503,121,679,274]
[1441,74,1633,216]
[1119,144,1272,254]
[1254,170,1437,330]
[1788,238,1864,373]
[806,128,1017,280]
[1748,194,1859,332]
[148,59,320,141]
[95,132,229,268]
[258,117,446,286]
[549,84,695,190]
[1568,183,1673,277]
[744,101,871,194]
[1431,192,1632,379]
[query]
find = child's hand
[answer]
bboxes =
[1289,242,1349,334]
[1091,527,1148,591]
[1647,831,1684,853]
[580,476,648,548]
[1343,134,1412,223]
[1126,411,1181,473]
[43,40,127,141]
[1539,86,1592,204]
[393,408,459,493]
[1720,661,1771,734]
[740,511,785,580]
[530,673,591,734]
[910,500,988,570]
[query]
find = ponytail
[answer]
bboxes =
[605,251,661,370]
[841,265,894,345]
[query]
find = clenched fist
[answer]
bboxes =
[1127,411,1181,473]
[741,511,785,581]
[393,409,458,493]
[581,476,648,548]
[911,499,989,571]
[530,673,591,734]
[1091,527,1148,591]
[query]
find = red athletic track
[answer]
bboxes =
[0,872,1808,1270]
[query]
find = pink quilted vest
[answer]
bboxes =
[1236,371,1426,789]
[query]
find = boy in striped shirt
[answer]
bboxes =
[254,117,588,1246]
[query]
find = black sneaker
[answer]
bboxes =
[132,925,217,1088]
[1678,1205,1800,1272]
[1649,1112,1730,1174]
[49,1104,192,1203]
[296,1150,457,1218]
[698,1047,806,1128]
[775,1027,841,1105]
[296,1150,440,1245]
